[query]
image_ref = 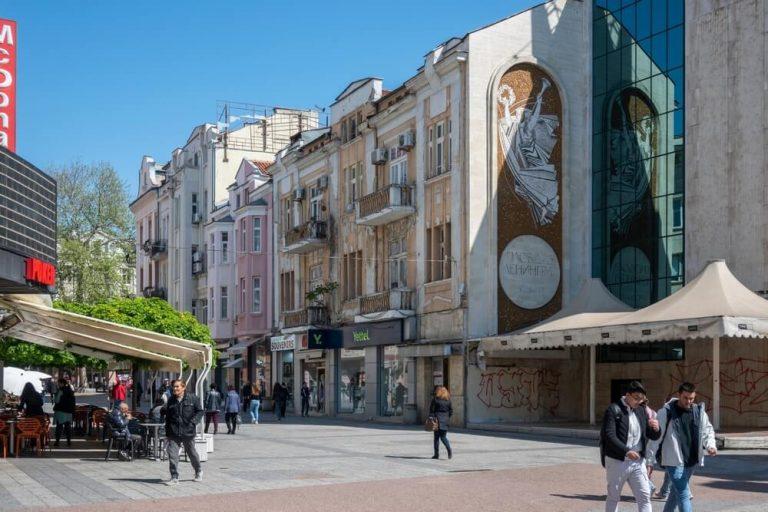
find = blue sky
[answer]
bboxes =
[4,1,538,196]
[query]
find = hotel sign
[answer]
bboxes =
[0,19,16,152]
[341,320,403,348]
[270,334,295,352]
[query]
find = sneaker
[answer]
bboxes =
[653,493,669,501]
[194,471,203,482]
[118,450,130,461]
[166,477,179,486]
[448,451,453,460]
[431,454,439,459]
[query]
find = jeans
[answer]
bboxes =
[604,457,652,512]
[166,436,201,478]
[433,429,451,457]
[55,422,72,444]
[250,400,260,423]
[658,470,672,496]
[662,466,695,512]
[225,412,238,433]
[301,398,309,417]
[204,411,219,433]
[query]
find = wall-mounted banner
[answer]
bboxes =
[0,19,16,152]
[270,334,296,352]
[306,329,343,350]
[341,320,403,348]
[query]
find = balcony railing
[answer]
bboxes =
[142,239,168,259]
[282,305,330,329]
[359,289,413,315]
[142,286,167,300]
[283,220,328,254]
[356,184,415,226]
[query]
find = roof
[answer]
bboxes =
[214,214,234,223]
[333,77,381,103]
[250,160,273,173]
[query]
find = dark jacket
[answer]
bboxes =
[54,385,76,414]
[429,398,453,431]
[107,407,130,434]
[600,400,661,466]
[19,391,45,416]
[164,392,204,439]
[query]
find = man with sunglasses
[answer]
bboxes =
[600,380,661,512]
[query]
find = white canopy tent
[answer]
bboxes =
[476,261,768,429]
[0,294,213,406]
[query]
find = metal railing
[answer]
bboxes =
[359,289,413,314]
[142,239,168,258]
[357,184,413,218]
[282,305,329,328]
[284,220,328,247]
[142,286,167,300]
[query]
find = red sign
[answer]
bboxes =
[25,258,56,287]
[0,19,16,152]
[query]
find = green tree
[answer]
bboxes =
[51,161,135,302]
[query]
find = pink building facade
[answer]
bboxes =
[229,160,274,389]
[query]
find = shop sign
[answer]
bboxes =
[306,329,343,350]
[0,19,16,152]
[24,257,55,286]
[270,334,295,351]
[341,320,403,348]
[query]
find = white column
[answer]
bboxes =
[712,337,721,430]
[589,345,596,425]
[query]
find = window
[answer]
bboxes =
[345,163,363,205]
[252,277,261,313]
[349,116,357,141]
[343,250,363,300]
[209,234,215,265]
[240,278,246,314]
[598,341,685,363]
[221,232,229,263]
[672,197,683,229]
[283,197,292,231]
[671,252,684,281]
[139,224,144,246]
[193,152,199,167]
[388,239,407,289]
[427,120,450,178]
[281,271,295,311]
[253,217,262,252]
[236,193,241,210]
[341,119,348,144]
[240,219,246,252]
[426,222,452,282]
[139,268,144,291]
[309,187,322,220]
[209,288,215,321]
[203,191,208,220]
[201,299,208,325]
[389,152,407,186]
[191,299,197,319]
[220,286,228,319]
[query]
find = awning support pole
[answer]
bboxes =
[712,336,721,430]
[589,345,596,426]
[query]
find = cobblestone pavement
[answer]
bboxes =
[0,416,765,511]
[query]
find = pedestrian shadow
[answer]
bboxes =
[701,480,768,493]
[108,477,166,484]
[385,455,433,460]
[550,494,635,503]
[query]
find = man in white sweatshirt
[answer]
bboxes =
[647,382,717,512]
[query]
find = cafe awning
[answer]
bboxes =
[0,294,211,373]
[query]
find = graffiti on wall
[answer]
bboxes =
[669,358,768,415]
[476,367,560,415]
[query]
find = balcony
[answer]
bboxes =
[142,239,168,259]
[142,286,167,300]
[356,184,415,226]
[356,289,414,323]
[283,220,328,254]
[281,305,330,333]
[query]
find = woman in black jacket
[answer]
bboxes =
[429,386,453,460]
[18,382,45,417]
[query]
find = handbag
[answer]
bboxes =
[424,416,439,432]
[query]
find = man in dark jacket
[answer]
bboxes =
[164,379,204,485]
[601,381,660,512]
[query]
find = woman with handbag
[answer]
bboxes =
[429,386,453,460]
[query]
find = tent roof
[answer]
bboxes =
[479,260,768,353]
[0,294,211,372]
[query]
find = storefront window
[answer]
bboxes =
[302,361,327,414]
[280,350,294,406]
[337,348,366,414]
[380,346,408,417]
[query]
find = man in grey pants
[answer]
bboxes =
[600,381,661,512]
[164,379,204,485]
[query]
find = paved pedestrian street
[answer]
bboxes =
[0,418,765,512]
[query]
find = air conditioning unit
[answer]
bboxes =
[192,262,203,274]
[292,188,306,201]
[370,148,388,165]
[317,176,329,190]
[192,251,201,263]
[191,212,201,224]
[398,131,416,151]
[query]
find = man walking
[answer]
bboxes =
[600,380,660,512]
[300,382,311,417]
[165,379,204,484]
[647,382,716,512]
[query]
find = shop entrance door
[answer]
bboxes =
[317,368,326,414]
[302,360,326,415]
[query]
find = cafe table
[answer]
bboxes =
[142,422,164,461]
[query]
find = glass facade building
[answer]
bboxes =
[592,0,685,307]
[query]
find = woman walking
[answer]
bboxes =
[204,383,222,434]
[224,385,240,434]
[249,383,262,424]
[53,378,76,447]
[429,386,453,460]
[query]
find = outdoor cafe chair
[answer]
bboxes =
[91,409,107,441]
[0,419,8,458]
[103,423,137,462]
[15,418,42,457]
